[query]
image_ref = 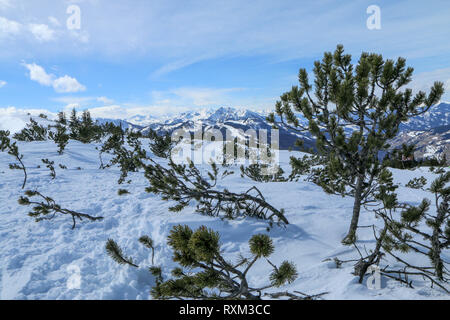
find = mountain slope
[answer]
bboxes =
[388,102,450,161]
[139,107,314,150]
[400,102,450,132]
[389,124,450,161]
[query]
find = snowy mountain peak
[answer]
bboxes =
[401,102,450,131]
[205,107,263,123]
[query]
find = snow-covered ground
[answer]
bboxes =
[0,140,449,300]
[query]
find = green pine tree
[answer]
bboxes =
[148,129,174,158]
[41,158,56,179]
[100,130,147,184]
[106,225,304,300]
[374,172,450,290]
[13,118,48,141]
[69,108,80,139]
[49,124,70,155]
[268,45,444,244]
[0,130,27,189]
[56,111,67,125]
[77,110,102,143]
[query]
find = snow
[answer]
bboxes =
[0,108,56,134]
[424,145,439,158]
[0,116,28,134]
[0,140,449,300]
[407,131,422,137]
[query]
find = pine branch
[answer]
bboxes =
[139,235,155,265]
[263,291,328,300]
[19,190,103,229]
[144,159,289,226]
[105,239,139,268]
[1,130,28,189]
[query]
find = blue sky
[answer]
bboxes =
[1,0,450,119]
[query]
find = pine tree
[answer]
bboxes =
[13,118,48,141]
[148,129,174,158]
[81,110,93,127]
[398,144,416,169]
[100,130,147,184]
[102,121,125,137]
[106,225,306,300]
[331,169,397,283]
[77,110,102,143]
[374,172,450,291]
[0,130,27,189]
[49,124,70,155]
[67,109,106,143]
[268,45,444,244]
[117,189,130,196]
[56,111,67,125]
[41,158,56,179]
[69,108,80,139]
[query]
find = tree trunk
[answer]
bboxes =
[342,173,364,245]
[431,197,447,280]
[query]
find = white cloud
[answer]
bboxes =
[69,30,90,44]
[97,96,114,104]
[0,80,6,88]
[23,62,86,93]
[86,105,129,119]
[0,107,56,133]
[53,96,95,105]
[52,75,86,93]
[52,96,114,108]
[0,16,21,37]
[22,63,54,86]
[48,16,60,27]
[28,23,55,42]
[151,56,207,78]
[86,104,206,120]
[147,86,278,111]
[152,87,245,107]
[0,0,12,10]
[63,103,82,111]
[410,67,450,100]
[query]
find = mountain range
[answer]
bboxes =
[2,102,448,161]
[95,107,314,151]
[391,102,450,161]
[105,102,449,160]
